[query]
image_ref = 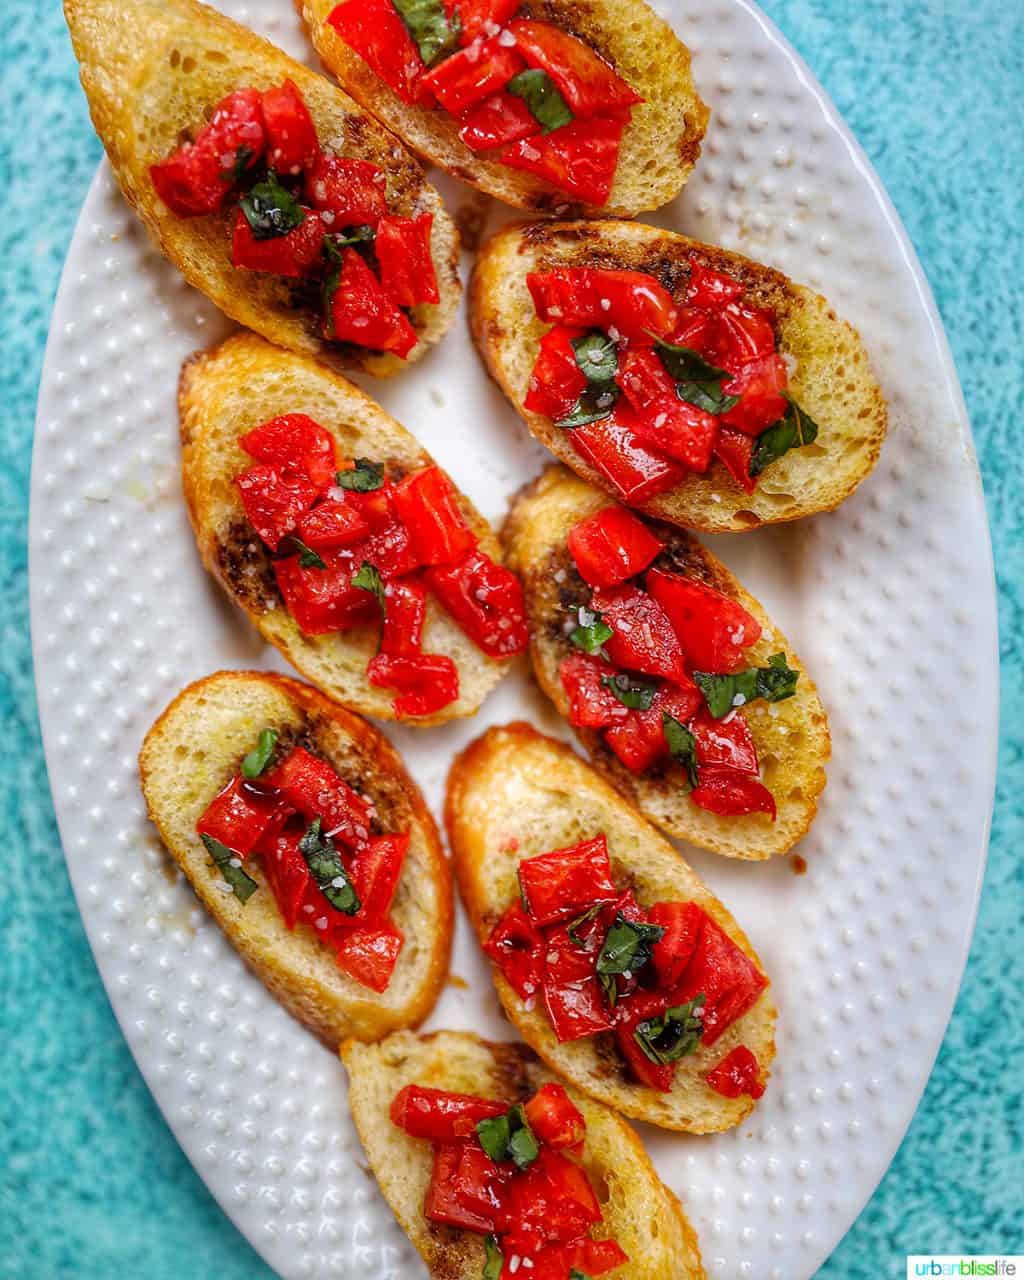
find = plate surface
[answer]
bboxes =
[30,1,998,1277]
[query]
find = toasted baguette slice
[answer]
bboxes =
[139,670,452,1044]
[471,220,888,529]
[445,723,776,1131]
[504,465,831,858]
[180,332,517,723]
[300,0,708,218]
[65,0,460,376]
[343,1030,706,1279]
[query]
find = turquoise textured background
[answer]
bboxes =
[1,2,1021,1276]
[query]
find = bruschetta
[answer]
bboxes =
[343,1029,706,1278]
[300,0,708,217]
[180,333,528,723]
[471,220,888,529]
[445,723,776,1132]
[65,0,461,375]
[139,670,452,1044]
[504,465,830,858]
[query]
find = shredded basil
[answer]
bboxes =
[336,458,384,491]
[596,913,665,977]
[569,606,613,655]
[634,994,707,1065]
[239,171,306,240]
[662,713,699,792]
[598,971,619,1008]
[200,833,258,903]
[280,535,326,569]
[223,144,255,183]
[241,727,278,779]
[749,392,820,475]
[352,561,387,612]
[651,336,739,415]
[323,226,376,260]
[483,1235,504,1280]
[555,382,620,429]
[567,902,603,946]
[693,652,799,719]
[392,0,461,65]
[475,1104,539,1170]
[507,67,573,134]
[569,1271,593,1280]
[572,330,619,383]
[298,818,360,914]
[601,671,658,711]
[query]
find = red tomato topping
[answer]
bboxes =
[615,348,719,471]
[390,1085,506,1141]
[260,79,320,172]
[391,466,477,565]
[334,921,404,991]
[273,548,381,635]
[297,498,370,550]
[502,112,627,206]
[424,1143,510,1233]
[720,353,789,436]
[591,583,687,682]
[196,776,289,857]
[645,567,761,674]
[527,268,678,343]
[685,258,744,309]
[691,767,776,820]
[566,503,662,588]
[424,551,529,658]
[523,1084,585,1152]
[327,248,418,357]
[349,832,409,922]
[375,213,440,307]
[456,0,521,43]
[459,90,539,151]
[367,652,461,718]
[706,1045,765,1100]
[668,908,768,1045]
[517,835,617,926]
[614,345,676,409]
[613,991,675,1091]
[257,826,313,929]
[541,924,616,1041]
[559,652,626,730]
[714,303,778,366]
[305,153,388,227]
[327,0,429,106]
[602,679,702,774]
[569,409,686,504]
[240,413,338,490]
[690,706,759,774]
[523,325,588,420]
[355,514,422,579]
[572,1238,631,1275]
[420,38,524,113]
[231,206,326,277]
[504,1148,603,1252]
[263,745,373,847]
[507,20,642,116]
[713,425,757,493]
[235,463,320,550]
[150,89,265,216]
[378,576,427,657]
[646,900,703,992]
[484,902,545,1001]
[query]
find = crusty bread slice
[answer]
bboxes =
[342,1030,706,1279]
[445,723,776,1131]
[180,332,517,723]
[471,220,888,529]
[139,670,452,1044]
[503,465,831,859]
[65,0,461,376]
[300,0,708,218]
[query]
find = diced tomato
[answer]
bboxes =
[566,503,662,588]
[523,324,588,420]
[615,346,675,411]
[425,1144,503,1233]
[349,832,409,921]
[231,206,326,277]
[150,88,265,216]
[485,903,545,1001]
[518,834,617,926]
[691,767,776,820]
[453,1144,514,1229]
[273,548,381,635]
[706,1045,765,1100]
[240,412,339,491]
[571,1237,630,1275]
[263,745,374,847]
[601,677,702,774]
[686,258,744,309]
[507,21,642,116]
[379,576,427,657]
[646,900,703,992]
[591,583,687,682]
[503,112,627,206]
[613,991,675,1091]
[327,248,418,357]
[615,348,718,471]
[420,38,524,113]
[720,353,789,436]
[390,1085,506,1140]
[257,824,312,929]
[528,269,677,344]
[424,551,528,658]
[714,425,757,493]
[391,466,477,565]
[690,706,759,774]
[524,1083,585,1151]
[504,1148,603,1251]
[327,0,429,106]
[542,927,615,1041]
[355,516,422,579]
[375,214,440,308]
[559,652,627,731]
[236,463,320,550]
[343,482,393,530]
[196,776,289,857]
[669,304,714,351]
[260,80,320,172]
[367,652,460,717]
[656,676,704,726]
[297,498,370,549]
[305,153,388,227]
[570,409,686,504]
[668,907,768,1045]
[713,303,778,366]
[456,0,520,43]
[645,567,761,674]
[334,920,404,991]
[459,90,539,151]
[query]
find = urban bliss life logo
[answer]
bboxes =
[908,1260,1023,1277]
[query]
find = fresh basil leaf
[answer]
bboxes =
[483,1236,504,1280]
[651,336,739,415]
[352,561,387,612]
[239,171,306,240]
[749,392,820,476]
[693,652,799,719]
[475,1111,510,1162]
[572,330,619,384]
[298,818,360,914]
[223,144,255,183]
[567,903,603,946]
[569,1271,593,1280]
[200,833,258,903]
[570,606,613,655]
[336,458,385,492]
[507,67,573,134]
[598,970,618,1008]
[280,534,326,569]
[393,0,461,65]
[323,225,375,262]
[634,994,707,1065]
[662,713,698,793]
[241,727,278,779]
[601,672,658,711]
[555,382,620,429]
[475,1104,538,1169]
[507,1113,540,1169]
[596,912,665,977]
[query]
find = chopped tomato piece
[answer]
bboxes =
[459,90,539,151]
[240,412,339,490]
[334,921,404,991]
[502,112,627,206]
[305,153,388,227]
[504,1148,602,1251]
[349,832,409,921]
[260,80,320,172]
[263,745,373,846]
[691,768,776,820]
[196,776,289,857]
[572,1238,631,1275]
[542,926,615,1041]
[485,903,545,1001]
[615,346,676,410]
[524,1083,585,1151]
[355,516,422,579]
[523,324,588,420]
[452,1144,514,1229]
[721,353,789,435]
[420,38,524,113]
[456,0,520,43]
[508,21,642,116]
[235,463,320,550]
[297,498,370,550]
[327,0,429,106]
[706,1045,765,1099]
[273,548,381,634]
[570,409,686,504]
[390,1085,506,1140]
[686,258,744,309]
[379,576,427,657]
[231,206,326,277]
[327,248,418,357]
[425,1144,503,1233]
[375,213,440,307]
[690,706,759,774]
[613,991,675,1091]
[391,466,476,565]
[616,348,719,470]
[602,677,703,774]
[518,834,617,926]
[150,88,265,216]
[367,652,460,717]
[528,268,677,343]
[566,503,662,588]
[559,652,627,731]
[713,425,757,493]
[712,303,778,367]
[258,825,312,929]
[645,567,761,674]
[646,900,703,992]
[424,551,528,658]
[668,907,768,1045]
[591,583,687,682]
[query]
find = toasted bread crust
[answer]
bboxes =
[300,0,709,218]
[65,0,461,376]
[342,1030,706,1279]
[139,670,453,1045]
[503,465,831,858]
[179,332,517,723]
[445,723,777,1131]
[471,220,888,529]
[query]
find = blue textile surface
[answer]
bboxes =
[1,2,1020,1276]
